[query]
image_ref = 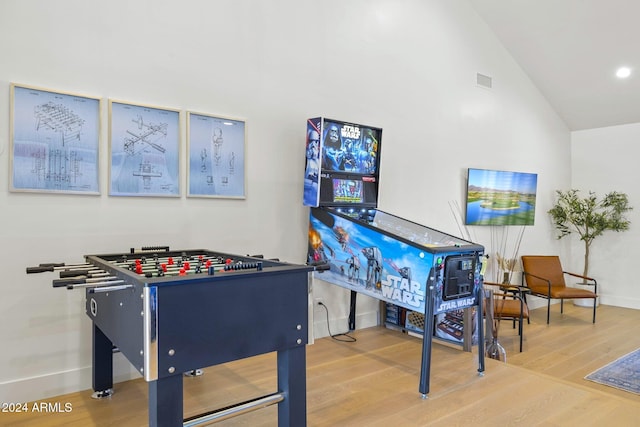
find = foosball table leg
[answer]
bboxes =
[91,324,114,398]
[277,345,307,427]
[149,374,184,426]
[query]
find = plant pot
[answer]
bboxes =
[573,283,600,307]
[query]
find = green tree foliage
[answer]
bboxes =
[548,189,632,280]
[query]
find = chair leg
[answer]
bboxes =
[546,298,551,324]
[560,299,564,314]
[593,298,597,323]
[518,316,523,352]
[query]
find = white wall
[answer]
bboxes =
[571,124,640,308]
[0,0,571,402]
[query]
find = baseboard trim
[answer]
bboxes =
[0,354,140,403]
[313,311,378,340]
[599,296,640,310]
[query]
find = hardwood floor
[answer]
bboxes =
[2,303,640,426]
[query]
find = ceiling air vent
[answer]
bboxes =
[476,73,492,89]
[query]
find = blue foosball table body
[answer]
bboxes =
[77,249,311,426]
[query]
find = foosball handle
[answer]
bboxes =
[308,262,330,271]
[26,266,55,274]
[59,269,93,278]
[53,278,88,288]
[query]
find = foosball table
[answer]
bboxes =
[27,247,314,427]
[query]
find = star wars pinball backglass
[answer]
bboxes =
[303,117,381,208]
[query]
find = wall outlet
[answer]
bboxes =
[314,297,324,308]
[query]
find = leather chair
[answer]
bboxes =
[521,255,598,324]
[484,282,529,352]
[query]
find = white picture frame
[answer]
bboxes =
[109,100,181,197]
[186,111,246,199]
[10,83,101,194]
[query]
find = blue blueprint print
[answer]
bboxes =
[11,85,100,194]
[188,112,245,198]
[110,101,180,197]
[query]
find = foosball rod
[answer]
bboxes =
[128,265,235,278]
[63,258,223,277]
[58,271,111,279]
[26,263,93,274]
[67,279,128,291]
[52,275,119,288]
[52,261,225,280]
[110,259,229,273]
[109,255,228,267]
[121,262,263,278]
[113,252,265,266]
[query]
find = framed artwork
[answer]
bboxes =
[186,111,246,199]
[109,100,180,197]
[10,83,101,194]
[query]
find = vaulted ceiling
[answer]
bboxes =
[469,0,640,131]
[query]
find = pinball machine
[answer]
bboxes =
[303,117,486,396]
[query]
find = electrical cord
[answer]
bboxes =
[317,302,356,342]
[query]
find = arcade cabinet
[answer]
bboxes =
[303,117,485,396]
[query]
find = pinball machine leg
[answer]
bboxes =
[149,374,183,427]
[348,290,357,331]
[418,311,434,398]
[277,346,307,427]
[477,289,486,375]
[91,324,114,398]
[419,287,435,398]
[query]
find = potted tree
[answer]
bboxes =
[548,189,632,305]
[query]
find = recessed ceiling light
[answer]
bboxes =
[616,67,632,79]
